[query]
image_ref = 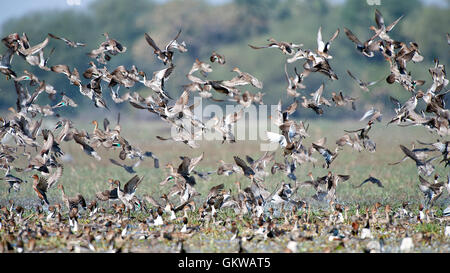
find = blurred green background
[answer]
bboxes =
[0,0,448,121]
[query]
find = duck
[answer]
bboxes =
[271,157,297,183]
[369,9,403,42]
[17,36,49,58]
[386,58,425,92]
[165,153,204,186]
[210,51,226,64]
[428,58,448,92]
[302,54,338,80]
[108,65,140,89]
[88,32,126,64]
[87,200,98,217]
[388,142,434,166]
[188,58,213,78]
[96,178,119,202]
[418,175,445,207]
[208,109,244,144]
[109,158,141,174]
[217,160,242,176]
[316,27,340,59]
[347,70,381,92]
[48,33,86,48]
[144,29,185,65]
[312,140,338,169]
[57,184,87,212]
[52,92,78,109]
[31,174,49,207]
[354,176,384,188]
[395,42,424,65]
[223,67,263,89]
[1,166,27,193]
[301,171,328,193]
[310,83,332,107]
[50,64,81,87]
[387,92,424,125]
[72,133,101,161]
[42,129,65,159]
[269,182,294,205]
[1,32,20,51]
[335,133,363,152]
[0,48,17,79]
[284,64,306,97]
[23,46,54,72]
[326,173,351,202]
[399,144,438,177]
[139,65,175,100]
[207,79,241,99]
[233,155,257,181]
[416,139,449,167]
[114,175,144,211]
[301,96,323,115]
[344,27,381,57]
[248,38,303,55]
[68,207,79,233]
[331,91,357,110]
[206,183,226,207]
[344,120,375,151]
[360,108,383,123]
[153,207,164,226]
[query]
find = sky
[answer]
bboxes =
[1,0,447,28]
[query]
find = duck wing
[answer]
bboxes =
[124,175,142,195]
[144,33,161,53]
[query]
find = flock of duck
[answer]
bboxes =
[0,9,449,253]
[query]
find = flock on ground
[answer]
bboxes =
[0,9,449,253]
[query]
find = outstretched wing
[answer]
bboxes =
[344,27,362,45]
[374,9,385,29]
[234,156,254,175]
[46,165,63,189]
[188,152,204,174]
[124,175,142,195]
[145,33,161,52]
[248,44,270,50]
[399,145,421,164]
[110,158,125,168]
[266,131,287,147]
[178,157,191,176]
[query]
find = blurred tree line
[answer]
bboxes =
[0,0,448,120]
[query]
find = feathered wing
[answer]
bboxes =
[399,145,421,164]
[234,156,254,175]
[46,165,63,189]
[248,44,270,50]
[178,157,191,176]
[266,131,287,147]
[96,190,111,201]
[374,9,385,29]
[188,152,204,174]
[110,158,125,168]
[124,175,142,195]
[144,33,161,52]
[344,27,362,45]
